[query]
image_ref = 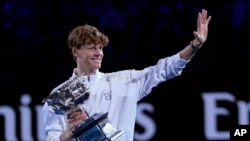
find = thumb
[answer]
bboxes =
[193,31,199,39]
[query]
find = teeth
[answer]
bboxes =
[92,59,100,63]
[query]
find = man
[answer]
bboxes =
[43,9,212,141]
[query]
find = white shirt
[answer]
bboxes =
[42,52,189,141]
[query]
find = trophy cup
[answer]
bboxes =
[42,74,124,141]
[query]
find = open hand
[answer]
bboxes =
[192,9,212,49]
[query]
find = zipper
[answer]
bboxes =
[88,76,90,82]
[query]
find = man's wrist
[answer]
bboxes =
[60,129,73,141]
[190,41,199,51]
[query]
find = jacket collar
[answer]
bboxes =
[71,68,103,84]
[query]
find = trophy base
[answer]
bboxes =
[108,130,125,141]
[72,112,124,141]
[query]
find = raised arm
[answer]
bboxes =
[180,9,212,60]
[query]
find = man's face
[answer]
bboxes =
[74,44,104,73]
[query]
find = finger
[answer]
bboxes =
[76,112,88,122]
[80,113,89,121]
[202,9,207,21]
[197,12,201,27]
[69,124,75,131]
[68,118,75,124]
[68,110,83,119]
[68,112,88,124]
[206,16,212,24]
[67,109,78,118]
[69,108,78,113]
[68,112,78,119]
[202,9,212,25]
[69,119,83,131]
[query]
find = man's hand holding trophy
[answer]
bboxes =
[42,74,124,141]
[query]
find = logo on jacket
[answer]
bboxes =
[104,93,111,100]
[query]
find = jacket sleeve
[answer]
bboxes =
[136,52,189,100]
[43,102,70,141]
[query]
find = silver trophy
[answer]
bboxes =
[42,74,124,141]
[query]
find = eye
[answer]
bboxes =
[88,47,95,50]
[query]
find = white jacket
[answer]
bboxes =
[42,52,189,141]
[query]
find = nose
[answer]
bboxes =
[94,48,102,56]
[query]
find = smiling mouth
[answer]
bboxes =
[91,58,101,63]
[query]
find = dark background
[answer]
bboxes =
[1,0,250,141]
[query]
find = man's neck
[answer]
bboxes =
[74,68,97,76]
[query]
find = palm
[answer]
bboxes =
[193,9,212,48]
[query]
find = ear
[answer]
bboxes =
[72,47,77,57]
